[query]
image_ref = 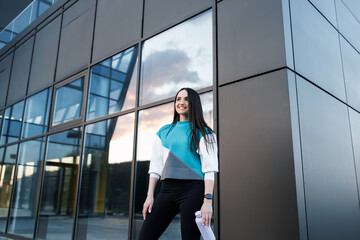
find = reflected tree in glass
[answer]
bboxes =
[0,144,18,232]
[0,101,24,145]
[76,113,135,239]
[22,88,51,139]
[139,10,213,106]
[7,138,45,238]
[87,46,138,121]
[53,78,84,125]
[132,91,214,239]
[36,128,82,240]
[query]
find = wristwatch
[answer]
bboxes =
[204,193,213,200]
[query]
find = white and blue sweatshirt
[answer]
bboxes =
[148,120,219,181]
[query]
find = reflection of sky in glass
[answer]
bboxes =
[140,10,213,105]
[0,101,24,145]
[137,91,214,161]
[22,88,51,139]
[87,47,138,121]
[53,78,83,125]
[109,113,135,163]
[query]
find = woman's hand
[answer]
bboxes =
[200,199,213,227]
[142,196,154,220]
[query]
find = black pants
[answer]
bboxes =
[138,179,204,240]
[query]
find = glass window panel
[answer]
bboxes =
[53,78,84,125]
[139,10,213,106]
[36,128,82,240]
[22,88,52,139]
[7,137,46,238]
[0,101,24,145]
[87,46,138,121]
[76,113,135,239]
[132,92,214,239]
[0,144,18,232]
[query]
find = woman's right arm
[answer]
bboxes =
[142,176,159,220]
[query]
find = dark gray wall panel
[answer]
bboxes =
[297,76,360,240]
[143,0,211,37]
[309,0,337,26]
[336,0,360,53]
[340,37,360,112]
[290,0,346,101]
[92,0,142,62]
[219,70,299,240]
[7,36,34,105]
[218,0,286,85]
[55,0,95,82]
[28,16,61,95]
[287,71,308,240]
[0,53,12,108]
[349,108,360,198]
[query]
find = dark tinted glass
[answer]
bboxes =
[139,10,213,106]
[7,137,45,238]
[0,144,18,231]
[22,88,51,139]
[36,128,82,240]
[53,78,84,125]
[0,101,24,145]
[76,113,134,239]
[132,92,213,239]
[87,46,138,121]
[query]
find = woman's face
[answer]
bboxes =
[175,89,189,117]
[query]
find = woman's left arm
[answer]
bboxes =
[201,179,214,227]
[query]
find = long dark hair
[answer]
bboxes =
[168,87,216,154]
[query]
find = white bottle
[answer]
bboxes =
[195,211,216,240]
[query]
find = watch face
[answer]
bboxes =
[205,194,213,199]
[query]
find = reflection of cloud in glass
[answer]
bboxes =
[140,10,213,105]
[137,103,173,161]
[109,113,135,163]
[137,91,214,161]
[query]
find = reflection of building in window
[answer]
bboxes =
[87,46,138,121]
[0,101,24,145]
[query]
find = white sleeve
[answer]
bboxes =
[148,134,163,179]
[199,133,219,179]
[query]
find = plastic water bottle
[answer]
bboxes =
[195,211,216,240]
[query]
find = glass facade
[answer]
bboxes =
[36,128,82,240]
[22,88,51,139]
[53,78,84,125]
[0,144,18,232]
[76,113,135,239]
[7,138,46,238]
[139,10,213,105]
[0,101,24,145]
[0,6,215,240]
[87,46,138,121]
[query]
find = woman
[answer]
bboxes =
[138,88,219,240]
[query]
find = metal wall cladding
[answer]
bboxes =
[7,36,34,105]
[340,36,360,112]
[55,0,96,82]
[0,53,12,108]
[92,0,142,63]
[217,0,286,85]
[290,0,346,102]
[308,0,337,26]
[349,108,360,199]
[28,15,61,95]
[143,0,211,37]
[219,69,299,240]
[296,76,360,240]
